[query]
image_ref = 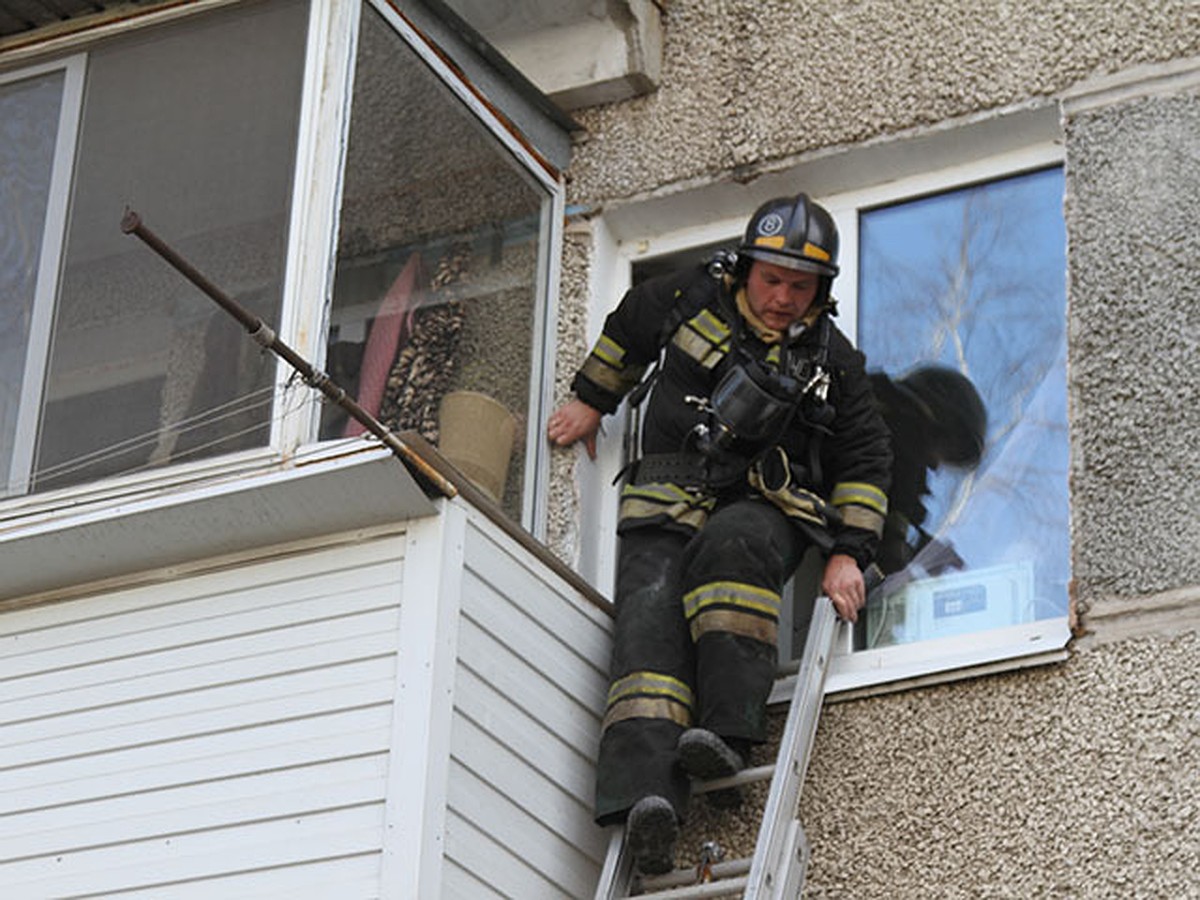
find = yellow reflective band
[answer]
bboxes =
[621,482,703,505]
[754,235,786,249]
[841,505,886,537]
[803,242,831,262]
[580,356,644,394]
[607,670,695,708]
[592,334,626,367]
[673,327,719,364]
[619,497,710,531]
[690,309,731,344]
[682,581,781,621]
[603,696,693,731]
[831,481,889,515]
[766,345,781,366]
[689,608,778,645]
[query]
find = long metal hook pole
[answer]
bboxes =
[121,209,456,499]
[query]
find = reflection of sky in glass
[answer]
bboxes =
[858,167,1069,645]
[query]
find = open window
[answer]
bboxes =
[827,161,1072,691]
[320,2,561,525]
[2,0,565,533]
[605,140,1071,691]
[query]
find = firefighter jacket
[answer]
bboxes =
[571,263,892,566]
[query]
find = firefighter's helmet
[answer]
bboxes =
[738,193,840,278]
[897,366,988,466]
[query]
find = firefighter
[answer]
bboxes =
[548,194,892,875]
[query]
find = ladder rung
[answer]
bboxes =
[633,874,749,899]
[692,763,774,794]
[638,857,751,892]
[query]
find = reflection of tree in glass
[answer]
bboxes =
[859,168,1070,620]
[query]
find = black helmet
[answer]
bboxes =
[738,193,840,278]
[896,366,988,467]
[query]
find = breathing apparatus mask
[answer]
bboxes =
[686,349,833,459]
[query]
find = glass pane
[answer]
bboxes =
[30,0,308,493]
[1,71,62,493]
[857,167,1069,648]
[324,3,551,521]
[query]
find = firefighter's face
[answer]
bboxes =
[745,260,820,331]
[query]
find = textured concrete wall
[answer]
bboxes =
[797,80,1200,899]
[802,630,1200,898]
[545,226,595,565]
[551,4,1200,894]
[566,0,1200,206]
[1064,87,1200,606]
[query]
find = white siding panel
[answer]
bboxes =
[3,806,385,896]
[0,533,405,898]
[114,854,384,900]
[451,715,596,849]
[459,574,607,716]
[456,616,601,760]
[460,524,612,664]
[1,755,390,858]
[441,859,503,900]
[443,804,577,900]
[454,664,594,802]
[448,517,612,898]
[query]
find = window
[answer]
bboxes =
[0,0,308,500]
[829,163,1072,689]
[2,0,564,530]
[601,140,1071,689]
[321,2,559,524]
[856,168,1069,643]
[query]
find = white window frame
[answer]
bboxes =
[586,123,1071,689]
[822,143,1072,693]
[3,55,86,498]
[285,0,565,538]
[0,0,565,539]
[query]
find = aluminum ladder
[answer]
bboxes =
[594,595,842,899]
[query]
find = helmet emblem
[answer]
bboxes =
[757,212,785,236]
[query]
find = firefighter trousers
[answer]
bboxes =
[594,497,811,825]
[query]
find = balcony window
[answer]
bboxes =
[0,0,308,499]
[321,2,558,523]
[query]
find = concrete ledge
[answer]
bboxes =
[1075,584,1200,647]
[1061,54,1200,114]
[487,0,663,110]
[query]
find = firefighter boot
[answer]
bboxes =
[677,728,745,809]
[625,795,679,875]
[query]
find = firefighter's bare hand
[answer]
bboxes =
[823,553,866,623]
[547,399,602,460]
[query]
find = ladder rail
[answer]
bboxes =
[594,596,841,900]
[596,825,633,900]
[743,596,840,898]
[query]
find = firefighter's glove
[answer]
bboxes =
[748,447,830,529]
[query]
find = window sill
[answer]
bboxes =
[769,617,1072,705]
[0,442,434,606]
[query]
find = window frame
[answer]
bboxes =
[0,0,565,539]
[591,137,1071,690]
[822,142,1071,693]
[298,0,567,538]
[2,55,86,497]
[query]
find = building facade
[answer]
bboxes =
[2,1,1198,897]
[544,2,1200,896]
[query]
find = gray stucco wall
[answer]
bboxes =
[550,2,1200,894]
[566,0,1200,206]
[803,630,1200,898]
[1065,86,1200,606]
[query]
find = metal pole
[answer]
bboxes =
[121,209,457,499]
